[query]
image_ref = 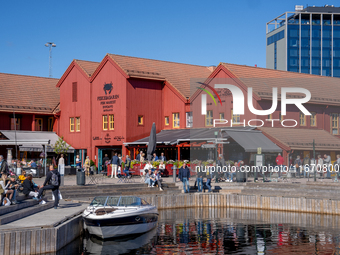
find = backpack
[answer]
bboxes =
[51,171,59,186]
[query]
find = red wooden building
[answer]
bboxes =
[0,72,62,161]
[56,54,340,168]
[190,63,340,165]
[56,54,212,169]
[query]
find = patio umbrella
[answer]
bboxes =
[147,123,156,161]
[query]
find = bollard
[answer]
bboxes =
[173,165,177,183]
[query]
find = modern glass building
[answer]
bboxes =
[266,5,340,77]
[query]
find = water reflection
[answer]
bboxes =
[57,208,340,254]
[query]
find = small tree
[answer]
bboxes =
[52,136,70,162]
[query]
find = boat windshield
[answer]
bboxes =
[89,196,107,207]
[90,196,150,207]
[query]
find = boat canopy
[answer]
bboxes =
[90,196,150,207]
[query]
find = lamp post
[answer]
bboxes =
[45,42,56,78]
[214,131,218,183]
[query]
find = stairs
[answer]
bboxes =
[0,200,54,225]
[57,182,181,202]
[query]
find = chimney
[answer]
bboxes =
[207,66,216,72]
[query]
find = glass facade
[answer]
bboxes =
[269,11,340,77]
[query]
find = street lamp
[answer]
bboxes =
[45,42,56,78]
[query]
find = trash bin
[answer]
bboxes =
[77,168,85,185]
[236,169,246,182]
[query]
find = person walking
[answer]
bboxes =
[102,154,109,173]
[294,156,302,178]
[303,154,311,178]
[0,155,9,176]
[205,167,212,192]
[111,152,119,178]
[38,165,61,209]
[196,167,204,192]
[75,155,81,169]
[276,153,284,177]
[178,162,190,193]
[58,154,65,166]
[124,155,131,178]
[324,154,332,179]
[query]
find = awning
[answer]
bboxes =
[221,129,282,153]
[0,130,74,153]
[124,127,250,145]
[125,127,282,153]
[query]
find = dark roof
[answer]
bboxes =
[221,63,340,106]
[303,6,340,13]
[74,60,100,77]
[108,54,212,98]
[0,73,59,114]
[125,127,281,152]
[260,127,340,151]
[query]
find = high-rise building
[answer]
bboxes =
[266,5,340,77]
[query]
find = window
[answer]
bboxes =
[206,110,213,126]
[70,117,74,132]
[173,113,180,128]
[165,116,169,126]
[138,115,143,125]
[10,118,20,130]
[48,117,54,131]
[186,112,192,128]
[310,112,317,127]
[76,117,80,132]
[331,113,338,135]
[267,114,272,120]
[231,109,240,123]
[219,112,224,120]
[299,112,306,126]
[35,118,43,131]
[109,115,114,130]
[72,82,77,102]
[103,115,108,130]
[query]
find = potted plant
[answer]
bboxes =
[166,160,175,176]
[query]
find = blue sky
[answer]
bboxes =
[0,0,336,78]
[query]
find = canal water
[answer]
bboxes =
[56,208,340,254]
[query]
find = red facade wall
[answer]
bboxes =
[162,84,187,130]
[126,78,163,142]
[90,59,127,157]
[57,57,191,163]
[58,64,92,154]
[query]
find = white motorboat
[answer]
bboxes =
[82,196,158,239]
[84,227,157,254]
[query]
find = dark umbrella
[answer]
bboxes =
[147,123,156,161]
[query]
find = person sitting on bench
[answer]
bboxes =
[22,174,39,200]
[153,170,163,191]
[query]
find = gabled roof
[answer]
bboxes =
[0,73,59,114]
[107,54,212,98]
[74,60,100,77]
[260,127,340,151]
[220,63,340,106]
[56,59,100,88]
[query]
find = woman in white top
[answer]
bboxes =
[158,161,166,175]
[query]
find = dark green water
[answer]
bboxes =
[57,208,340,254]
